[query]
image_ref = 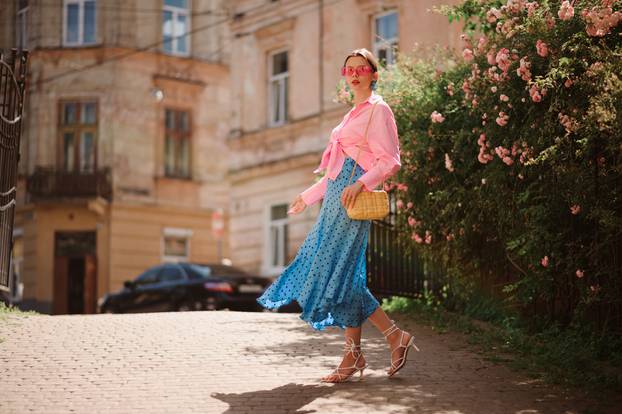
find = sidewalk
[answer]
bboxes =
[0,310,618,413]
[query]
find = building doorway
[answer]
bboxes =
[53,231,97,314]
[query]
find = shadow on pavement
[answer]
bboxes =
[211,382,326,413]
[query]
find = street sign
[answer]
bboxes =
[211,209,224,239]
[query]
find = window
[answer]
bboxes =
[16,0,28,49]
[59,101,97,173]
[63,0,97,46]
[164,109,191,178]
[135,267,160,286]
[162,0,190,56]
[373,10,398,66]
[159,264,186,282]
[268,50,288,126]
[180,263,211,279]
[267,204,289,270]
[162,227,192,263]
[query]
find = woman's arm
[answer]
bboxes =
[300,174,328,206]
[356,103,401,190]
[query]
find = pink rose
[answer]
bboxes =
[477,36,488,53]
[496,111,509,126]
[526,1,539,17]
[463,48,474,61]
[570,204,581,215]
[583,6,620,37]
[446,83,454,96]
[445,153,455,172]
[487,7,502,23]
[477,134,495,164]
[495,48,511,73]
[500,94,509,102]
[431,111,445,123]
[541,255,549,267]
[536,40,549,57]
[558,0,574,20]
[487,49,497,65]
[529,84,542,102]
[412,233,423,244]
[546,14,556,29]
[516,57,532,81]
[576,269,584,278]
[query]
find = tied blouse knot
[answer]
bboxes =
[300,92,401,206]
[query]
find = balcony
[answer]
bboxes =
[26,167,112,202]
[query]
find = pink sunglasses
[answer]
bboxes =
[341,65,373,77]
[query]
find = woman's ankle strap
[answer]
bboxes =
[382,321,399,338]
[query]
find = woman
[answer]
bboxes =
[257,48,419,383]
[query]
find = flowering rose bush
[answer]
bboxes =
[375,0,622,329]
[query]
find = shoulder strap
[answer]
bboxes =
[347,102,378,186]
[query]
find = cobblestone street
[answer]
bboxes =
[0,310,619,414]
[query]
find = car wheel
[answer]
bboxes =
[177,300,203,312]
[204,297,218,311]
[177,302,192,312]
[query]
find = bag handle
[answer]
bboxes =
[347,102,382,188]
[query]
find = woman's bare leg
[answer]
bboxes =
[367,305,415,375]
[321,326,366,382]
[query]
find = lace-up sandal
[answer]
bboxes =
[320,337,368,383]
[382,320,420,377]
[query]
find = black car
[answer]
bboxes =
[97,262,272,313]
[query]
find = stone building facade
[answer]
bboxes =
[1,0,232,313]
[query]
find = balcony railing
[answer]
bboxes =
[26,167,112,201]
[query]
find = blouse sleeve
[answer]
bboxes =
[300,174,328,206]
[356,103,401,191]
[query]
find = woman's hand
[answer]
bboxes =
[288,194,307,215]
[341,181,364,211]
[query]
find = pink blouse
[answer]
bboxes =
[300,93,401,206]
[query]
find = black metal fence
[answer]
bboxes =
[0,49,28,292]
[366,198,445,299]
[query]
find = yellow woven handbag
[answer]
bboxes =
[346,102,390,221]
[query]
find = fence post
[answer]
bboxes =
[0,48,29,293]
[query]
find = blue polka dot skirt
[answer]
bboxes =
[257,156,381,331]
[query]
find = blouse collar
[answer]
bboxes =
[353,92,381,108]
